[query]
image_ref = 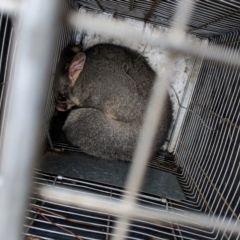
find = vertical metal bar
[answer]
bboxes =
[144,0,162,22]
[46,126,54,150]
[0,19,13,109]
[105,189,112,240]
[130,0,135,11]
[112,54,177,240]
[0,1,60,240]
[112,1,195,239]
[94,0,104,11]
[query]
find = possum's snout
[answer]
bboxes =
[56,102,68,112]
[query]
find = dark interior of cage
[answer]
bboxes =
[1,0,240,239]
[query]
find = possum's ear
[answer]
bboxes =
[68,52,86,85]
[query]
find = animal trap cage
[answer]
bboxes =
[0,0,240,240]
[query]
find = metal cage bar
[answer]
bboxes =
[0,0,240,240]
[75,0,240,38]
[41,1,240,240]
[0,1,60,240]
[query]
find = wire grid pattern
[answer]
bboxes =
[0,0,239,239]
[175,30,240,240]
[24,169,212,240]
[74,0,240,38]
[39,1,240,240]
[0,1,75,145]
[41,0,76,144]
[0,1,65,240]
[0,13,12,106]
[0,12,14,139]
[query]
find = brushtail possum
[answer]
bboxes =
[53,43,172,161]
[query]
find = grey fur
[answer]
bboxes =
[53,44,172,161]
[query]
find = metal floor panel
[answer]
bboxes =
[40,150,185,201]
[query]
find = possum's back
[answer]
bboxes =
[79,44,172,147]
[84,44,156,98]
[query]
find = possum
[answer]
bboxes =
[52,43,172,161]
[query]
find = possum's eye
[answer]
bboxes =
[58,93,67,102]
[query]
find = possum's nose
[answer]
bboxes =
[56,103,67,112]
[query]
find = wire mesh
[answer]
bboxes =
[26,161,239,240]
[0,0,240,239]
[41,1,240,239]
[38,1,240,239]
[74,0,240,38]
[175,30,240,240]
[22,170,220,240]
[0,13,13,138]
[41,0,76,144]
[0,1,61,239]
[25,171,172,240]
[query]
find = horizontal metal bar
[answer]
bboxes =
[40,186,240,235]
[69,12,240,67]
[0,0,19,14]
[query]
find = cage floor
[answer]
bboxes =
[23,156,231,240]
[39,150,185,201]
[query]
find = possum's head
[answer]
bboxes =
[53,45,86,111]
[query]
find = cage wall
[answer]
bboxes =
[174,30,240,239]
[0,0,240,240]
[0,14,12,136]
[74,0,240,38]
[25,2,240,240]
[41,0,77,145]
